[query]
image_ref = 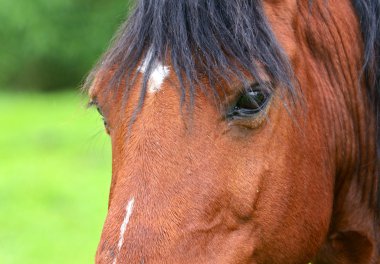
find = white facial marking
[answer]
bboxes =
[118,198,135,250]
[139,49,170,93]
[112,197,135,264]
[148,64,170,93]
[139,48,153,73]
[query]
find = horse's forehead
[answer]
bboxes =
[87,75,99,98]
[88,58,171,101]
[138,51,170,94]
[87,69,110,99]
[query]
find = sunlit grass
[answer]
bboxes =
[0,91,111,264]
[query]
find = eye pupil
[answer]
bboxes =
[235,90,269,112]
[227,83,272,121]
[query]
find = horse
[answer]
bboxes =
[85,0,380,263]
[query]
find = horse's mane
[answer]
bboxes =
[85,0,380,214]
[351,0,380,213]
[86,0,295,106]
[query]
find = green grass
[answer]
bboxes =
[0,91,112,264]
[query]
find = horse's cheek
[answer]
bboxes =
[239,105,334,262]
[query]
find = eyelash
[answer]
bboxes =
[88,100,110,133]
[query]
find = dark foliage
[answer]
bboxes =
[0,0,129,91]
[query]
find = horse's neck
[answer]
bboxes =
[295,0,379,262]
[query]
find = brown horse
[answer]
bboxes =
[85,0,379,263]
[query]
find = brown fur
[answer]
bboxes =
[89,0,379,263]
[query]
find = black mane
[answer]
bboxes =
[86,0,380,213]
[351,0,380,212]
[87,0,295,106]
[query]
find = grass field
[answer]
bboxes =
[0,91,112,263]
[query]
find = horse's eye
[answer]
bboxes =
[235,90,269,112]
[89,101,110,134]
[96,106,107,125]
[228,85,271,119]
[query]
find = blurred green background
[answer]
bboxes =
[0,0,131,263]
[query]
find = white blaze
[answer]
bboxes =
[118,197,135,250]
[139,49,170,93]
[113,197,135,264]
